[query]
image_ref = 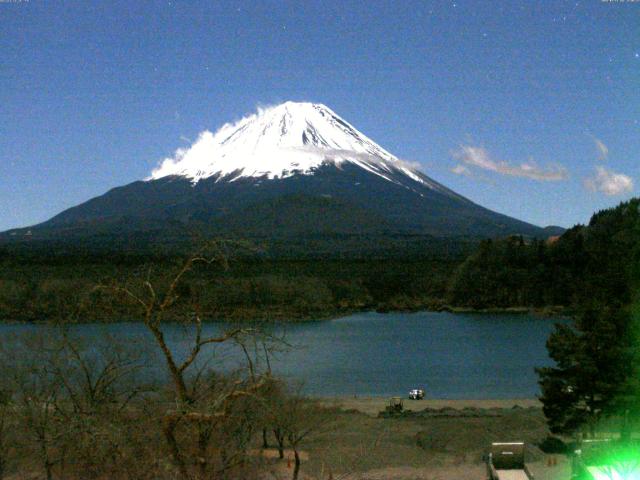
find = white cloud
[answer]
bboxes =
[593,137,608,160]
[451,164,471,176]
[585,166,634,196]
[451,145,568,181]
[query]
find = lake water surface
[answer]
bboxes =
[0,311,565,399]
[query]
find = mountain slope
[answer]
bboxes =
[2,102,552,248]
[149,101,450,193]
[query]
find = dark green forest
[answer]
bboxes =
[0,246,462,322]
[448,198,640,311]
[1,198,638,323]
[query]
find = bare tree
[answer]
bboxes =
[97,241,276,479]
[97,242,253,405]
[234,328,290,456]
[55,331,150,479]
[5,333,68,480]
[261,378,289,459]
[0,326,157,480]
[55,330,147,414]
[271,394,335,480]
[0,241,289,480]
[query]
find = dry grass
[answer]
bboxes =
[294,398,560,480]
[318,397,542,417]
[3,397,568,480]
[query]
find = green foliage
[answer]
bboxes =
[537,305,635,436]
[531,199,640,438]
[448,198,640,310]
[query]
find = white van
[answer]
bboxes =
[408,389,424,400]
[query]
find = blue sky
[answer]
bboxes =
[1,0,638,231]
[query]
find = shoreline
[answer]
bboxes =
[316,396,541,416]
[0,305,573,325]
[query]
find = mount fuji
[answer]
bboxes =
[2,102,556,251]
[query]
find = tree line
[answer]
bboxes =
[447,199,640,310]
[0,253,459,322]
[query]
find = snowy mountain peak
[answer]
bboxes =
[4,101,546,242]
[149,101,436,190]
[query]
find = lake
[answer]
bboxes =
[0,311,565,399]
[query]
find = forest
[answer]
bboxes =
[0,199,638,323]
[0,240,465,322]
[448,198,640,311]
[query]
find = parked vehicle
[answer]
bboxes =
[378,397,404,417]
[409,388,424,400]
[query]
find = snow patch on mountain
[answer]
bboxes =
[149,102,444,192]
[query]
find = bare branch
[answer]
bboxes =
[94,284,150,313]
[178,324,247,374]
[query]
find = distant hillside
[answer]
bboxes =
[542,225,566,237]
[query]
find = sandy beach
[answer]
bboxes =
[318,396,542,417]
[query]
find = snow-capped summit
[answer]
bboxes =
[1,101,550,245]
[150,101,433,189]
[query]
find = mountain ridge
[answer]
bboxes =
[1,102,559,249]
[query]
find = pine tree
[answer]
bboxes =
[537,304,636,437]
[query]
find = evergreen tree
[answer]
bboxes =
[537,304,636,437]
